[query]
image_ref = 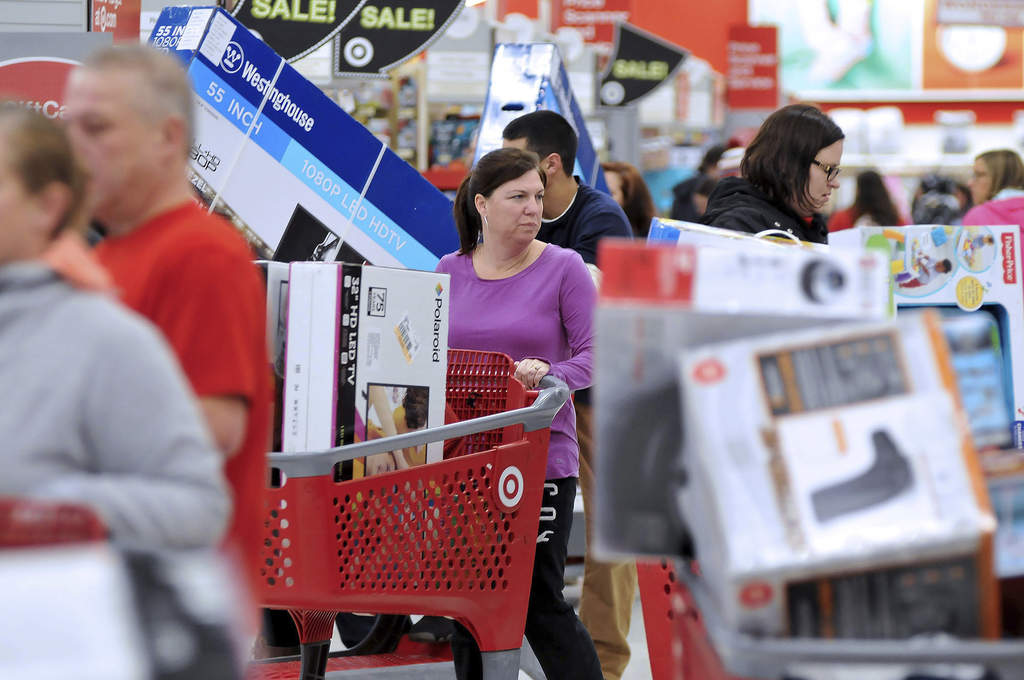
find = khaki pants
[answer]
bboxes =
[577,404,638,680]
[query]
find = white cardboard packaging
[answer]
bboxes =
[593,239,890,561]
[679,313,997,639]
[282,262,449,473]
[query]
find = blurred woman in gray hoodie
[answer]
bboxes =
[0,105,229,549]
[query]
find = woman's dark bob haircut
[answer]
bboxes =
[740,104,845,215]
[453,147,545,255]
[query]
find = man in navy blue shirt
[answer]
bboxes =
[502,110,632,265]
[503,110,636,680]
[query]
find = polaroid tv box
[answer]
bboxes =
[679,313,997,639]
[474,42,608,192]
[282,262,449,475]
[150,6,458,270]
[832,225,1024,452]
[592,240,890,562]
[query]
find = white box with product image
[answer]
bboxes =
[282,262,449,477]
[678,312,998,640]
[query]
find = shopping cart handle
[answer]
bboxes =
[267,375,570,478]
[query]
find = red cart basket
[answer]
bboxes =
[250,350,568,680]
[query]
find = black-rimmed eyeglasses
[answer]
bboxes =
[811,159,841,182]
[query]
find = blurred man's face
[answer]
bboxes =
[64,68,160,228]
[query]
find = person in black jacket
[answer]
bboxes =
[701,104,844,244]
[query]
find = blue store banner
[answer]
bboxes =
[150,6,458,270]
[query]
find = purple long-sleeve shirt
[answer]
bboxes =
[436,244,596,479]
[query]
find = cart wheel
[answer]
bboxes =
[331,614,411,657]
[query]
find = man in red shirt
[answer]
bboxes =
[63,45,270,606]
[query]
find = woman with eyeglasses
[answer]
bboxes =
[963,149,1024,228]
[701,103,844,244]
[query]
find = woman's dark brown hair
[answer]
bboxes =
[740,104,845,216]
[852,170,901,226]
[602,161,656,238]
[453,147,545,254]
[0,104,88,235]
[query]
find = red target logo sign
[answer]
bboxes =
[498,466,524,509]
[692,358,726,384]
[738,581,774,609]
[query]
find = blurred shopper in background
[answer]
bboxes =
[63,45,270,606]
[963,149,1024,227]
[912,173,969,225]
[670,143,726,222]
[692,176,719,219]
[603,161,657,238]
[828,169,905,232]
[505,111,636,680]
[701,104,844,244]
[0,105,229,548]
[438,147,602,680]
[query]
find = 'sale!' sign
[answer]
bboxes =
[231,0,365,61]
[333,0,465,78]
[599,22,687,107]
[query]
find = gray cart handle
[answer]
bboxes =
[680,565,1024,679]
[268,375,569,479]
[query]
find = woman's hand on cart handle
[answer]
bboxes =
[514,358,550,389]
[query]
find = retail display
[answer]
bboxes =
[282,262,449,475]
[647,216,829,252]
[593,239,889,563]
[473,42,607,191]
[150,6,458,270]
[832,225,1024,451]
[678,312,997,639]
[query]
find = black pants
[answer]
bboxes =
[451,477,602,680]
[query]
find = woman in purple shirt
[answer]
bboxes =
[436,147,601,680]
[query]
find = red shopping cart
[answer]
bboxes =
[249,349,568,680]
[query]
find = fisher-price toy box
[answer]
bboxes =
[149,6,458,270]
[831,225,1024,451]
[678,313,997,639]
[592,239,890,562]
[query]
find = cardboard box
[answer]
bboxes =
[831,225,1024,451]
[593,240,890,562]
[474,42,607,192]
[149,6,458,270]
[282,263,449,474]
[647,216,829,252]
[678,313,997,638]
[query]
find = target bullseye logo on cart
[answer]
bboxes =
[343,37,374,67]
[498,466,524,508]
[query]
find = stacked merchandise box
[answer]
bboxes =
[592,239,890,563]
[257,260,289,451]
[832,225,1024,584]
[473,42,608,192]
[149,6,458,269]
[678,313,998,639]
[647,216,829,253]
[282,262,449,477]
[831,225,1024,450]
